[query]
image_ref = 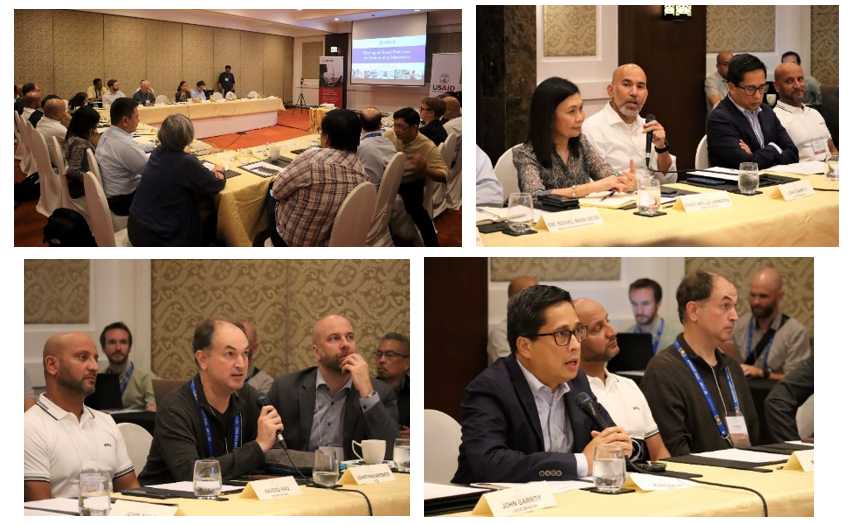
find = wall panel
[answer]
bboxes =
[103,15,148,97]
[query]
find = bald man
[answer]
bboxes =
[357,107,397,186]
[22,91,42,122]
[241,320,274,394]
[575,298,670,462]
[773,62,837,162]
[37,98,70,150]
[731,268,811,380]
[488,276,540,365]
[24,333,140,501]
[706,50,733,111]
[439,94,462,158]
[133,80,155,106]
[583,64,677,184]
[267,315,399,460]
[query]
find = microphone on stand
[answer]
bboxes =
[644,114,656,168]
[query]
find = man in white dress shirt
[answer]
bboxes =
[36,98,69,150]
[772,62,837,162]
[583,64,677,184]
[102,79,126,106]
[476,145,503,206]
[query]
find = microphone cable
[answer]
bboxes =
[312,484,374,516]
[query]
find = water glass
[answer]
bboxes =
[268,145,281,160]
[593,444,626,493]
[78,474,111,516]
[825,154,839,181]
[393,438,411,472]
[636,178,661,216]
[313,447,340,487]
[507,192,535,233]
[738,162,760,195]
[193,459,222,499]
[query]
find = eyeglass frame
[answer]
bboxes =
[393,123,412,131]
[533,326,588,346]
[734,83,769,96]
[374,349,410,359]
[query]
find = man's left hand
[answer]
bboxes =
[642,119,667,150]
[409,154,427,172]
[741,363,765,378]
[340,353,373,397]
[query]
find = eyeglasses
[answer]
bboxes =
[374,350,409,359]
[734,84,769,96]
[419,106,430,112]
[535,326,588,346]
[393,124,411,131]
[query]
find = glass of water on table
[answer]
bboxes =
[78,473,111,515]
[193,459,222,499]
[394,438,410,472]
[738,162,760,195]
[313,446,340,487]
[593,444,626,493]
[507,192,535,233]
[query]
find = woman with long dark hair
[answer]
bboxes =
[63,105,101,198]
[513,77,636,198]
[68,92,89,114]
[175,81,190,103]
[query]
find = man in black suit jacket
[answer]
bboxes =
[452,286,632,484]
[268,315,399,460]
[707,53,798,169]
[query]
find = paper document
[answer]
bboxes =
[766,161,826,175]
[471,480,591,494]
[692,449,789,463]
[579,191,635,209]
[475,207,545,225]
[785,440,815,447]
[425,483,490,500]
[23,497,79,514]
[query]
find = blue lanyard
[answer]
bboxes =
[190,379,241,458]
[450,114,462,120]
[634,318,665,354]
[120,362,134,395]
[361,132,383,140]
[675,340,740,442]
[745,321,773,369]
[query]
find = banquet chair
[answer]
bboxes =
[83,171,131,247]
[117,423,153,477]
[15,112,37,175]
[494,145,521,198]
[328,181,377,247]
[14,111,23,160]
[424,409,462,484]
[211,92,224,101]
[50,136,89,221]
[225,91,236,101]
[445,135,462,210]
[30,125,63,218]
[155,95,168,106]
[425,141,449,219]
[366,152,405,246]
[86,149,127,232]
[695,135,709,170]
[247,91,259,99]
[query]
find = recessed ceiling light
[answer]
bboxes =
[334,18,340,21]
[414,10,421,12]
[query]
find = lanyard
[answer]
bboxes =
[119,362,134,395]
[675,340,741,442]
[746,321,774,370]
[190,379,241,458]
[449,114,462,120]
[361,132,383,140]
[634,318,665,353]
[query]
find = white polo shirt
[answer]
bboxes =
[773,100,833,162]
[588,370,659,441]
[24,393,135,498]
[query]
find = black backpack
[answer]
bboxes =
[14,173,40,203]
[43,208,97,247]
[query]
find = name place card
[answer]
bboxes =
[340,464,396,485]
[625,473,695,491]
[109,500,181,516]
[674,191,733,212]
[240,476,303,500]
[536,208,603,232]
[784,449,814,472]
[771,179,815,201]
[473,482,556,517]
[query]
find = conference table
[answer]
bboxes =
[477,171,839,247]
[440,462,813,517]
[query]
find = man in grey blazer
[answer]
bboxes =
[268,315,399,460]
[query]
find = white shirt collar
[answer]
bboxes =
[515,357,571,398]
[775,100,806,114]
[602,101,641,130]
[36,392,94,423]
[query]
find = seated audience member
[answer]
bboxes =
[24,333,140,501]
[514,77,636,199]
[475,145,503,206]
[63,105,101,199]
[175,80,190,103]
[191,81,208,101]
[36,98,68,148]
[86,78,104,102]
[773,62,837,162]
[102,79,125,106]
[418,96,448,147]
[28,93,49,127]
[138,318,284,484]
[241,320,274,395]
[731,268,811,380]
[100,322,156,411]
[357,106,397,186]
[453,285,632,484]
[626,278,681,354]
[765,352,813,443]
[487,276,539,365]
[575,298,671,461]
[439,94,462,159]
[16,82,39,115]
[269,109,368,247]
[583,64,677,183]
[375,332,410,438]
[706,53,798,169]
[15,83,24,112]
[133,80,156,106]
[96,97,156,215]
[24,368,36,412]
[23,91,42,122]
[642,270,759,456]
[68,92,89,114]
[128,113,225,246]
[781,51,822,106]
[268,315,399,459]
[705,51,733,111]
[383,107,449,247]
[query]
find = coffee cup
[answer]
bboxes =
[352,439,386,465]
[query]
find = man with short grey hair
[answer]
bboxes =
[133,80,155,105]
[357,107,397,186]
[375,332,410,438]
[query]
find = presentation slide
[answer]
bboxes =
[351,14,427,86]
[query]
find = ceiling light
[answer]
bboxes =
[334,18,340,21]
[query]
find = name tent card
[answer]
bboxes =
[109,500,181,516]
[784,449,814,472]
[674,191,733,212]
[473,481,556,517]
[340,464,396,485]
[240,476,303,500]
[625,473,695,491]
[771,179,815,201]
[536,208,603,232]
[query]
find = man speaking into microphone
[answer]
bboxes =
[452,286,632,484]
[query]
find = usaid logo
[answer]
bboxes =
[440,74,450,84]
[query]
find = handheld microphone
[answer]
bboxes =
[574,392,608,432]
[644,114,656,168]
[255,392,287,449]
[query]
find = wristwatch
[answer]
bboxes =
[571,185,578,198]
[360,390,378,400]
[654,140,670,154]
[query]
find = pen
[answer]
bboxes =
[599,190,616,202]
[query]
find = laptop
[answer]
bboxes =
[84,374,124,411]
[152,378,187,407]
[607,333,654,373]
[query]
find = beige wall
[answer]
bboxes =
[14,10,294,102]
[812,5,839,85]
[707,6,775,53]
[24,260,91,325]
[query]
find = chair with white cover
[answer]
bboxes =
[695,135,709,170]
[247,91,259,99]
[211,92,224,101]
[50,136,89,220]
[328,182,377,247]
[155,95,168,106]
[14,111,24,160]
[83,171,131,247]
[366,152,405,246]
[86,149,127,232]
[14,112,37,175]
[117,423,152,477]
[225,91,236,101]
[427,141,450,218]
[30,125,63,218]
[424,409,462,484]
[445,136,462,210]
[494,145,521,199]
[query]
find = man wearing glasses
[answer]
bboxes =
[418,97,448,147]
[707,53,798,169]
[452,285,632,484]
[375,333,410,438]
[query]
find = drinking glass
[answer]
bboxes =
[193,459,222,499]
[593,444,626,494]
[393,438,411,472]
[313,447,340,487]
[766,94,777,106]
[636,178,661,216]
[506,192,535,233]
[825,154,839,181]
[78,474,111,516]
[738,162,760,195]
